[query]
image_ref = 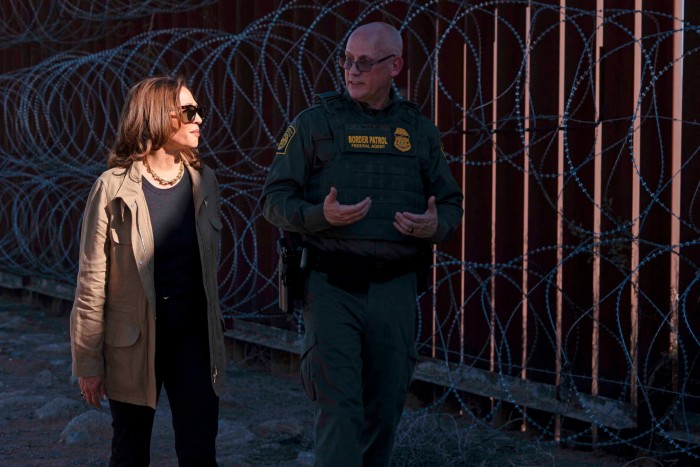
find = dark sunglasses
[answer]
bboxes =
[180,105,204,123]
[338,54,395,72]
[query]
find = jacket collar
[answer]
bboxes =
[114,160,146,205]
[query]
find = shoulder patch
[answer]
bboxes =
[276,125,296,155]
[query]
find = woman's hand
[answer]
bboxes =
[78,375,106,409]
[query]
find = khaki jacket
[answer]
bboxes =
[70,160,226,408]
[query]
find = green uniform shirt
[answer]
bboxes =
[262,90,463,260]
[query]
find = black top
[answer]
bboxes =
[142,170,204,297]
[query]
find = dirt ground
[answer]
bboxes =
[0,295,317,467]
[0,294,638,466]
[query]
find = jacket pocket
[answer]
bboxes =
[103,319,145,397]
[203,211,222,268]
[208,211,223,231]
[104,319,140,347]
[109,226,132,245]
[300,333,318,401]
[312,134,334,169]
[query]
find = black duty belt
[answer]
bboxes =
[310,250,420,284]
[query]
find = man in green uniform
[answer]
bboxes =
[262,22,463,466]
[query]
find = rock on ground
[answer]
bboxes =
[0,297,315,466]
[0,296,628,466]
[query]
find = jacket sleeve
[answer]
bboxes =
[70,178,110,377]
[423,122,464,244]
[261,111,333,234]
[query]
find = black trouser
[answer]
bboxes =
[109,293,219,467]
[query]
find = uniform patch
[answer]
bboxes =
[345,124,391,151]
[394,127,411,152]
[347,134,389,149]
[276,125,296,155]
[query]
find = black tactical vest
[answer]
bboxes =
[305,92,427,241]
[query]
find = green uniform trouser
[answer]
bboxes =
[300,269,419,467]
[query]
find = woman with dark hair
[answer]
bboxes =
[70,76,226,466]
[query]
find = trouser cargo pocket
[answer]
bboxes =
[300,333,318,401]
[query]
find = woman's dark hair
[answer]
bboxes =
[108,76,202,169]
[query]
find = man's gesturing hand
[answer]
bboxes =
[394,196,438,238]
[323,187,371,226]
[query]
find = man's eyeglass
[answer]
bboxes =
[338,54,395,73]
[180,105,204,123]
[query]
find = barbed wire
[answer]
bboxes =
[0,0,218,49]
[1,0,699,460]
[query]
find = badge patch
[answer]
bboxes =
[394,127,411,152]
[276,125,296,155]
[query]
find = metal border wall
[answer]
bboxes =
[2,0,699,451]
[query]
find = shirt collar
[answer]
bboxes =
[344,88,400,116]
